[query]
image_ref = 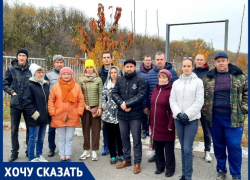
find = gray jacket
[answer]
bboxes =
[44,68,60,91]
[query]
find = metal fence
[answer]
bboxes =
[2,56,146,102]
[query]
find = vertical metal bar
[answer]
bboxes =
[165,24,170,62]
[224,19,229,52]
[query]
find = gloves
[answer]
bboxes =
[177,113,189,125]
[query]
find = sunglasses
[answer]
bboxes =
[183,57,193,60]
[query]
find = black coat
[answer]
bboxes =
[193,64,209,79]
[112,71,146,121]
[3,59,32,109]
[23,77,50,127]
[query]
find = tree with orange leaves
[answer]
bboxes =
[236,56,248,74]
[71,3,133,70]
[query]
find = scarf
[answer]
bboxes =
[58,77,75,103]
[82,73,97,82]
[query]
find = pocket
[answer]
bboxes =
[10,95,19,106]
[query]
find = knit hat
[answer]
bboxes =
[85,59,95,68]
[60,67,73,75]
[29,63,43,76]
[124,59,136,66]
[53,55,64,62]
[17,48,28,59]
[159,69,172,81]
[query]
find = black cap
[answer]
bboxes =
[16,48,28,59]
[124,59,136,66]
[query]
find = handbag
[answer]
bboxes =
[84,82,101,118]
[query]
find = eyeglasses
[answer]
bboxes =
[183,57,193,60]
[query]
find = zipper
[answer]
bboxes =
[41,84,47,112]
[181,79,186,113]
[152,87,162,140]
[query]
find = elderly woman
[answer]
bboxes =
[48,67,85,162]
[23,63,50,162]
[101,66,123,164]
[150,69,175,177]
[79,59,103,161]
[170,58,204,180]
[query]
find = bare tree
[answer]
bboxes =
[157,9,159,38]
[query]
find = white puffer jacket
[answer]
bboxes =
[170,72,204,121]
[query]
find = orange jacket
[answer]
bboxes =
[48,82,85,128]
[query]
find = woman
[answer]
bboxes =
[170,58,204,180]
[48,67,85,162]
[101,66,123,164]
[150,69,175,177]
[79,59,103,161]
[23,63,50,162]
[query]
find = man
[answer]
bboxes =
[112,59,146,174]
[44,55,65,157]
[3,48,32,162]
[136,55,155,139]
[202,52,248,180]
[193,54,212,163]
[98,51,123,156]
[143,52,178,162]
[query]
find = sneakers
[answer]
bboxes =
[92,151,98,161]
[204,151,212,163]
[141,130,147,139]
[30,158,39,162]
[116,155,124,162]
[36,156,48,162]
[110,157,116,164]
[79,150,90,160]
[216,170,226,180]
[102,146,109,155]
[232,176,241,180]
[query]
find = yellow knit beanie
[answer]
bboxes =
[85,59,95,68]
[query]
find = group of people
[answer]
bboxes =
[3,49,247,180]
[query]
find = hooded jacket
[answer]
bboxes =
[48,80,85,128]
[136,62,155,79]
[112,71,146,121]
[143,62,178,108]
[3,59,32,109]
[202,63,248,127]
[101,66,122,124]
[170,72,204,121]
[23,77,50,127]
[150,83,175,141]
[98,64,123,84]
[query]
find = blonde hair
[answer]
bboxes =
[81,67,99,77]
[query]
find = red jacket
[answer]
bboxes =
[150,83,175,141]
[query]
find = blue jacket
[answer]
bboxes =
[143,62,178,108]
[136,63,155,79]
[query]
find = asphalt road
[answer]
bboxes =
[3,129,248,180]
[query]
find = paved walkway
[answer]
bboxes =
[3,128,248,180]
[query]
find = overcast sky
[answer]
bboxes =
[17,0,248,53]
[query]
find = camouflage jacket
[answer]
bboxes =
[3,59,32,109]
[202,63,248,127]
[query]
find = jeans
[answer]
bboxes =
[200,114,211,151]
[175,119,198,180]
[48,123,56,151]
[119,119,142,164]
[57,126,75,159]
[28,125,47,161]
[10,107,30,155]
[209,116,243,179]
[102,120,109,147]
